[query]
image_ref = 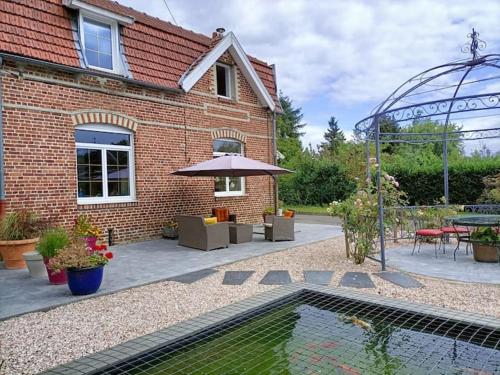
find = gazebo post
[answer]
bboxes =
[374,116,386,271]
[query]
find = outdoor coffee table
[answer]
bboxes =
[228,223,253,244]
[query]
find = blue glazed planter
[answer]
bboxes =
[67,265,104,296]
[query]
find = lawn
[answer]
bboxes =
[285,204,328,215]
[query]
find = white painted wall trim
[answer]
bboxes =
[179,32,275,112]
[63,0,135,24]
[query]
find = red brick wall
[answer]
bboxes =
[0,57,275,243]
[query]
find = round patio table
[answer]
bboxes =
[447,215,500,264]
[449,215,500,227]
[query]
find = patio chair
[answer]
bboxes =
[411,212,443,258]
[264,216,295,242]
[440,223,471,261]
[176,215,229,251]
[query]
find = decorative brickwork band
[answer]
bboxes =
[71,111,138,131]
[211,128,247,143]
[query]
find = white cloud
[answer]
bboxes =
[118,0,500,148]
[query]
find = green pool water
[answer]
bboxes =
[105,294,499,375]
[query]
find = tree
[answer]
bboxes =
[276,92,306,139]
[320,116,345,156]
[379,115,400,155]
[276,92,306,166]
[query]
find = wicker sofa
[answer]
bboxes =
[176,215,230,251]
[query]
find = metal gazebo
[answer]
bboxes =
[354,29,500,270]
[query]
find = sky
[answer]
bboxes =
[118,0,500,152]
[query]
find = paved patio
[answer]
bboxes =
[384,243,500,284]
[0,220,341,320]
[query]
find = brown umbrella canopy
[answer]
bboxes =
[171,154,292,177]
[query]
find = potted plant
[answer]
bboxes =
[0,210,43,269]
[38,228,70,284]
[74,215,102,249]
[470,227,499,263]
[48,239,113,295]
[262,206,274,222]
[162,220,178,239]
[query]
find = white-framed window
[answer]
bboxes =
[75,125,135,204]
[215,63,234,99]
[213,139,244,197]
[79,11,122,73]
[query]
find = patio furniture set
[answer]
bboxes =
[412,214,500,264]
[176,208,296,251]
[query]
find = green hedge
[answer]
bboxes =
[386,158,500,205]
[278,159,356,206]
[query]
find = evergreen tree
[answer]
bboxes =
[276,92,306,165]
[276,92,306,139]
[320,116,345,155]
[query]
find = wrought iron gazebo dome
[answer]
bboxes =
[352,29,500,271]
[355,30,500,138]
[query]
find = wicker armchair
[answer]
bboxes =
[264,216,295,242]
[176,215,229,251]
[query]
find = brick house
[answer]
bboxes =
[0,0,280,243]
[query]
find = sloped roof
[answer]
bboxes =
[0,0,279,108]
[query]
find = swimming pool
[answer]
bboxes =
[43,284,500,375]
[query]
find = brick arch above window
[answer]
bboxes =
[210,128,247,143]
[71,111,138,132]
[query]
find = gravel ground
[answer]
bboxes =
[0,237,499,375]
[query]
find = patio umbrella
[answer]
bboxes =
[171,154,292,177]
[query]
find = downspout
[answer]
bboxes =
[271,64,278,214]
[0,57,5,217]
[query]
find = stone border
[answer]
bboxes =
[211,127,247,143]
[40,283,500,374]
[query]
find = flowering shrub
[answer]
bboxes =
[48,239,112,272]
[74,215,102,238]
[328,173,406,264]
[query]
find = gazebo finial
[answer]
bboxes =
[462,28,486,60]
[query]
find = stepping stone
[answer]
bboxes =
[303,270,333,285]
[167,269,217,284]
[222,271,255,285]
[259,270,292,285]
[339,272,375,288]
[374,272,423,288]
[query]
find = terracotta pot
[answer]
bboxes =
[43,256,67,284]
[472,243,498,263]
[0,238,39,269]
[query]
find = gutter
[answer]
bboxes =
[271,64,279,213]
[0,57,5,217]
[0,53,184,94]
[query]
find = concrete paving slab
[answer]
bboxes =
[167,269,217,284]
[222,271,255,285]
[303,270,333,285]
[259,270,292,285]
[0,222,342,320]
[381,244,500,284]
[374,272,423,288]
[339,272,375,288]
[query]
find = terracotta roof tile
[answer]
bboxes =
[0,0,279,106]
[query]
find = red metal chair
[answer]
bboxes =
[412,214,443,258]
[440,224,470,260]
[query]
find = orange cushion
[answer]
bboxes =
[416,229,443,237]
[440,226,468,234]
[212,208,229,222]
[204,217,217,225]
[284,210,294,218]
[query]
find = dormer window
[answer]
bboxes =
[79,14,120,73]
[216,63,234,99]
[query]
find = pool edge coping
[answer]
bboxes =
[40,282,500,374]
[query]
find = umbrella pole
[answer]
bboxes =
[272,175,278,214]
